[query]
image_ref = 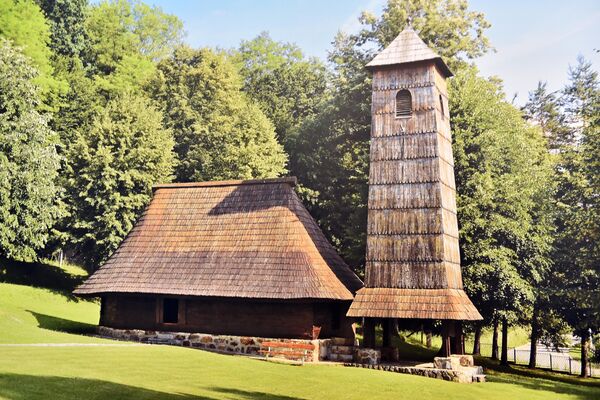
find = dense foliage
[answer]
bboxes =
[0,39,62,261]
[232,32,329,151]
[63,92,175,268]
[149,46,287,182]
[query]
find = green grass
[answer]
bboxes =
[0,283,110,344]
[43,258,88,277]
[0,259,599,399]
[394,325,531,360]
[2,345,600,400]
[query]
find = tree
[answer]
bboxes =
[63,91,175,269]
[0,0,62,99]
[0,39,62,261]
[36,0,88,59]
[450,67,554,364]
[149,46,287,182]
[85,0,184,94]
[232,32,329,150]
[293,0,493,270]
[523,82,571,152]
[356,0,491,72]
[553,57,600,377]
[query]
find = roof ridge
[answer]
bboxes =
[153,177,297,191]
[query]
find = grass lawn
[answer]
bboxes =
[1,260,599,399]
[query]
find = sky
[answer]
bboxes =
[149,0,600,104]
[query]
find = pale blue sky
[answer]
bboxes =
[149,0,600,104]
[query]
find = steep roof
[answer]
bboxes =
[366,27,452,77]
[74,177,362,300]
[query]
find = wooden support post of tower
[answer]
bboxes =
[347,26,482,356]
[363,318,376,348]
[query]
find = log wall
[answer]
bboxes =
[101,295,355,340]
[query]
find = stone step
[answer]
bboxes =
[330,337,353,346]
[473,374,486,383]
[330,345,354,355]
[329,353,354,362]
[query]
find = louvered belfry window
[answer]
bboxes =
[395,89,412,118]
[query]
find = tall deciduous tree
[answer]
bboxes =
[450,67,554,363]
[524,82,571,151]
[149,46,287,182]
[0,39,62,261]
[232,32,329,150]
[36,0,88,59]
[0,0,63,101]
[63,92,175,269]
[85,0,183,94]
[553,57,600,377]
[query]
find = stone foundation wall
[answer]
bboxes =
[353,348,381,365]
[98,326,327,362]
[344,363,474,383]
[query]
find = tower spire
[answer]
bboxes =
[365,27,452,77]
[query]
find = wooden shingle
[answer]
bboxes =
[75,178,362,300]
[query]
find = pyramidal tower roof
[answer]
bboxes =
[366,27,452,77]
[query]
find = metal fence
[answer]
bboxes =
[475,343,600,377]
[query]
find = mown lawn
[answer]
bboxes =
[0,261,599,400]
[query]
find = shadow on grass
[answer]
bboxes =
[0,374,306,400]
[388,336,599,399]
[478,356,600,387]
[393,337,440,362]
[0,258,85,300]
[27,311,97,335]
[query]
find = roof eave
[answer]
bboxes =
[366,57,453,78]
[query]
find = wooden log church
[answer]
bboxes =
[75,178,363,340]
[75,27,481,358]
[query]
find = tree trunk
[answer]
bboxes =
[472,323,482,355]
[491,319,499,360]
[581,330,590,377]
[501,317,509,366]
[426,331,432,348]
[528,302,539,369]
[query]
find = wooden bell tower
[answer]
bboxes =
[347,27,482,356]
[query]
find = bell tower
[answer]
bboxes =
[347,27,481,356]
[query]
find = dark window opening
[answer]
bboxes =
[163,298,179,324]
[100,296,107,324]
[395,89,412,118]
[439,94,445,119]
[331,304,341,331]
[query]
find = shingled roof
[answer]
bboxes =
[366,27,452,77]
[74,177,362,300]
